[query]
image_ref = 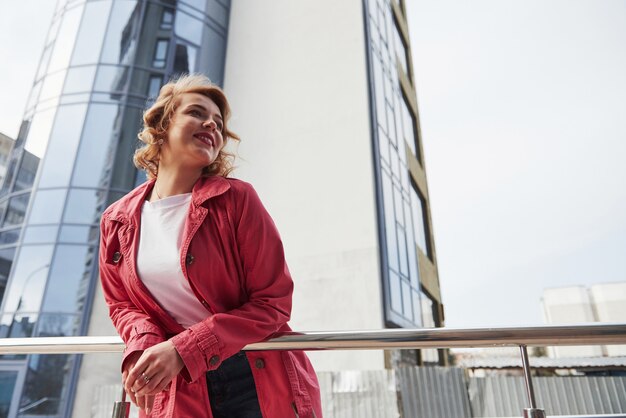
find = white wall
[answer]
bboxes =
[542,286,604,358]
[590,282,626,356]
[224,0,386,371]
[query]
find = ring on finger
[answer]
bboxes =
[141,372,151,384]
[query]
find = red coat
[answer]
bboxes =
[99,176,322,418]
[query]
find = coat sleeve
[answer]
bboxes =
[99,214,166,371]
[170,182,293,383]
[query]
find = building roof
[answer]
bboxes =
[457,356,626,369]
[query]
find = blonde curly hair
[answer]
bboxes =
[134,74,240,179]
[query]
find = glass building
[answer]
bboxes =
[0,0,444,416]
[365,0,442,336]
[0,1,231,416]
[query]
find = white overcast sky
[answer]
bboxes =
[0,1,625,328]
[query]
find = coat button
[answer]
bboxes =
[112,252,121,264]
[209,355,220,366]
[254,359,265,369]
[185,253,194,265]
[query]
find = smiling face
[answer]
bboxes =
[159,92,225,176]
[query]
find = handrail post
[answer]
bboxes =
[519,344,546,418]
[111,386,129,418]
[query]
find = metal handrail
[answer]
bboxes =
[1,323,625,354]
[2,323,625,418]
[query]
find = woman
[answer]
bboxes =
[99,74,322,418]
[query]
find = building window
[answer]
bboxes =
[392,16,410,78]
[153,39,169,68]
[400,92,420,161]
[148,76,162,99]
[410,182,431,259]
[161,9,174,30]
[173,43,198,75]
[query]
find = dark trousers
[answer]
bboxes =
[206,352,263,418]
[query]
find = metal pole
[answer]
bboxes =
[111,386,129,418]
[520,345,546,418]
[2,323,626,354]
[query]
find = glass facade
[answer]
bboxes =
[0,1,231,416]
[365,0,433,328]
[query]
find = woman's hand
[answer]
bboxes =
[124,340,185,415]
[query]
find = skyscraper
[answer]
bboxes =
[0,1,444,417]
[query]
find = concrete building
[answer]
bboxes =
[0,0,444,417]
[542,282,626,358]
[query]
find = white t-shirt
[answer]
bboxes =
[136,193,208,328]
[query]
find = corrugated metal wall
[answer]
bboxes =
[91,369,626,417]
[396,366,472,418]
[468,375,626,417]
[318,370,400,418]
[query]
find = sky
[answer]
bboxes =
[0,0,625,328]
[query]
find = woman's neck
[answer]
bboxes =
[152,165,202,200]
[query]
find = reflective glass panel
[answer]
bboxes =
[372,56,386,130]
[161,9,174,29]
[175,11,203,45]
[0,370,18,418]
[110,107,142,190]
[59,93,91,105]
[207,0,228,24]
[45,14,62,47]
[153,39,168,68]
[393,185,403,226]
[14,152,41,192]
[37,104,88,188]
[18,354,73,416]
[26,80,43,110]
[101,1,138,65]
[396,225,408,276]
[72,104,119,188]
[134,169,147,188]
[0,199,6,227]
[63,189,105,224]
[0,229,19,246]
[410,186,429,257]
[0,313,37,339]
[71,0,112,66]
[386,103,396,147]
[0,247,16,305]
[41,245,93,313]
[0,245,53,313]
[63,65,97,94]
[22,226,59,244]
[401,93,418,159]
[196,29,226,84]
[381,170,398,271]
[47,5,84,73]
[94,65,128,92]
[181,0,206,14]
[23,107,56,160]
[36,313,81,337]
[38,70,67,102]
[389,270,402,314]
[378,126,390,164]
[392,17,409,76]
[148,75,162,98]
[28,189,67,225]
[58,225,93,244]
[174,43,197,74]
[401,279,412,319]
[3,193,30,227]
[405,208,419,287]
